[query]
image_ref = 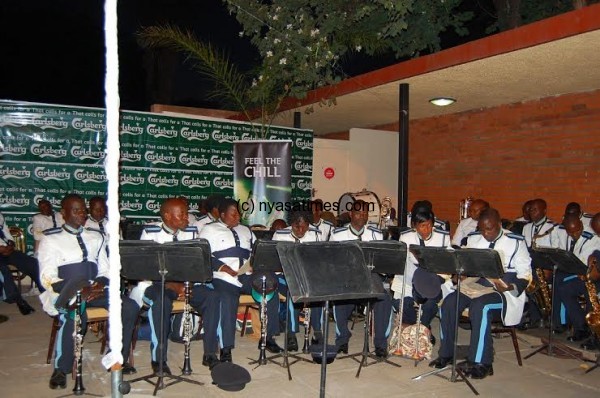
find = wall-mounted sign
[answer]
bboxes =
[324,167,335,180]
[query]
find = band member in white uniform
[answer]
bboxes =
[139,198,221,371]
[193,194,224,233]
[564,202,594,233]
[199,199,283,362]
[406,200,448,231]
[273,209,323,349]
[330,200,393,357]
[39,194,139,389]
[452,199,489,247]
[84,197,109,235]
[32,198,64,255]
[430,208,531,379]
[311,199,334,241]
[392,209,451,344]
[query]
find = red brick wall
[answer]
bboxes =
[376,89,600,232]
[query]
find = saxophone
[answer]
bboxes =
[527,226,556,323]
[585,256,600,337]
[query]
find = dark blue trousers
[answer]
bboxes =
[557,277,599,332]
[0,250,44,293]
[55,293,139,373]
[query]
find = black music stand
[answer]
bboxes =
[337,240,407,377]
[410,246,505,396]
[524,247,589,362]
[119,240,212,396]
[246,240,312,378]
[277,241,387,398]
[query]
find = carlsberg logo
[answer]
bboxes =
[0,165,31,179]
[180,127,210,141]
[74,169,106,183]
[120,122,144,135]
[34,167,71,181]
[30,143,68,159]
[211,130,238,143]
[295,138,313,150]
[31,116,68,130]
[181,176,211,189]
[120,174,145,186]
[210,155,233,169]
[120,200,143,212]
[0,195,30,208]
[147,174,179,188]
[294,161,312,173]
[121,151,142,163]
[213,177,233,190]
[72,118,106,132]
[146,200,162,212]
[33,195,60,207]
[297,179,312,191]
[179,153,208,167]
[146,124,178,139]
[71,146,106,160]
[145,151,176,165]
[0,144,26,157]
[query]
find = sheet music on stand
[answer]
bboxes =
[250,239,286,273]
[531,247,587,275]
[357,240,407,275]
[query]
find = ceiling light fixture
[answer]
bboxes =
[429,97,456,106]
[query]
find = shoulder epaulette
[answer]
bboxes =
[434,228,450,235]
[582,231,593,239]
[467,231,481,236]
[583,213,593,219]
[183,226,198,233]
[322,220,334,227]
[143,225,161,233]
[308,226,320,232]
[333,227,348,234]
[195,214,208,221]
[506,233,525,241]
[85,227,103,234]
[274,229,290,235]
[558,225,566,230]
[367,225,382,233]
[43,227,62,235]
[399,228,413,236]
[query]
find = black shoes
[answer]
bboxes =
[552,325,567,335]
[567,330,590,342]
[287,335,299,352]
[429,356,452,369]
[337,343,348,354]
[49,369,66,389]
[264,338,283,353]
[203,354,220,369]
[16,298,35,315]
[151,361,171,375]
[220,347,233,363]
[466,363,494,379]
[374,347,388,359]
[581,337,600,351]
[122,363,137,375]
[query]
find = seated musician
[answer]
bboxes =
[192,194,224,233]
[430,208,531,379]
[551,214,600,345]
[139,197,220,371]
[392,209,451,345]
[515,199,533,223]
[39,194,139,389]
[564,202,594,233]
[198,198,283,363]
[32,198,64,256]
[452,199,489,247]
[311,199,334,241]
[330,199,393,357]
[521,198,557,329]
[272,209,323,350]
[406,200,448,231]
[84,196,109,235]
[0,211,38,314]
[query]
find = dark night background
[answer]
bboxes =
[0,0,495,112]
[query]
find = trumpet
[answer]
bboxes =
[459,197,473,220]
[72,290,86,395]
[181,281,193,375]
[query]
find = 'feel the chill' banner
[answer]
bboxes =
[0,100,313,251]
[234,140,292,226]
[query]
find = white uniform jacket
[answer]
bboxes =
[198,221,255,288]
[452,217,478,247]
[392,228,451,299]
[312,218,334,241]
[32,212,64,242]
[522,217,557,248]
[192,213,217,233]
[330,225,383,242]
[550,227,600,264]
[38,226,108,315]
[272,226,321,243]
[0,213,13,246]
[465,230,532,326]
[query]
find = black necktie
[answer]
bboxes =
[98,220,105,234]
[172,234,178,242]
[51,213,57,228]
[76,234,88,262]
[418,238,425,246]
[569,238,576,253]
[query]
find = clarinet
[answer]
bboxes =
[302,305,311,354]
[72,290,86,395]
[258,275,268,365]
[181,281,193,375]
